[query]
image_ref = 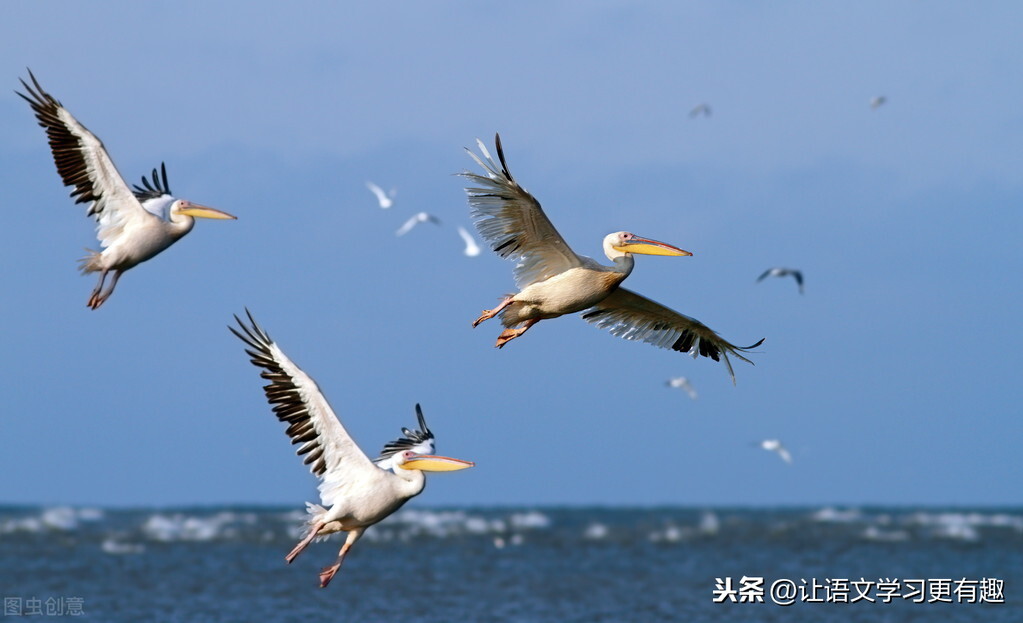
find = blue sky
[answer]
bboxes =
[1,1,1020,508]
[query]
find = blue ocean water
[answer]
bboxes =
[0,505,1019,622]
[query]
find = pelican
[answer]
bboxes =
[365,180,396,209]
[756,267,804,294]
[666,376,698,400]
[396,211,442,236]
[457,225,482,257]
[230,311,473,588]
[462,134,763,382]
[17,70,236,309]
[758,439,793,464]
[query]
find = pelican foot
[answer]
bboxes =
[319,563,341,588]
[473,310,494,328]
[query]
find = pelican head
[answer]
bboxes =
[395,450,475,472]
[173,200,237,220]
[604,231,691,259]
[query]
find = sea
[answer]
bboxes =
[0,505,1019,622]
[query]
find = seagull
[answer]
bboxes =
[689,103,712,118]
[758,439,792,464]
[230,311,474,588]
[365,181,396,209]
[457,226,481,257]
[17,70,236,309]
[757,267,804,294]
[396,212,442,236]
[665,376,698,400]
[870,96,887,110]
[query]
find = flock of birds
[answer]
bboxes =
[18,69,807,586]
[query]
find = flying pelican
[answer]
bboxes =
[396,211,442,236]
[17,70,236,309]
[666,376,698,400]
[462,134,763,382]
[457,225,482,257]
[230,311,473,588]
[365,181,396,209]
[756,267,804,294]
[870,96,887,109]
[758,439,793,464]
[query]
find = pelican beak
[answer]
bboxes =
[613,236,691,257]
[177,201,237,220]
[400,454,475,472]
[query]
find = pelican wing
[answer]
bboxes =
[17,71,150,249]
[374,404,436,469]
[231,311,380,506]
[581,288,764,383]
[462,134,584,287]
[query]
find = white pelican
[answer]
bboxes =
[457,225,482,257]
[758,439,793,464]
[17,70,236,309]
[462,134,764,382]
[396,211,442,236]
[756,267,804,294]
[689,103,712,118]
[230,311,474,588]
[365,180,396,209]
[870,96,887,109]
[666,376,698,400]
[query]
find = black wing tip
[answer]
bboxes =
[493,132,513,181]
[229,308,273,350]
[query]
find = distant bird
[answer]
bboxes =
[689,103,712,118]
[757,267,804,294]
[758,439,792,464]
[666,376,698,400]
[230,311,474,588]
[457,226,482,257]
[365,181,396,209]
[17,70,236,309]
[870,96,887,110]
[462,134,763,383]
[396,212,442,236]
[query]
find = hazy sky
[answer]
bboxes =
[1,1,1020,508]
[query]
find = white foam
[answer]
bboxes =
[810,507,862,523]
[582,522,610,540]
[101,538,145,555]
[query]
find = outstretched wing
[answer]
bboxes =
[581,288,764,384]
[461,133,584,287]
[17,70,150,249]
[230,310,380,506]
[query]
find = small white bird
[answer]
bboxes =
[665,376,698,400]
[396,212,442,236]
[230,311,474,588]
[365,181,396,209]
[689,103,712,118]
[758,439,792,464]
[757,267,804,294]
[870,96,887,110]
[457,226,481,257]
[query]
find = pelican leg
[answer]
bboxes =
[473,296,515,328]
[285,521,325,564]
[495,318,539,348]
[87,270,109,309]
[319,530,361,588]
[89,270,122,310]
